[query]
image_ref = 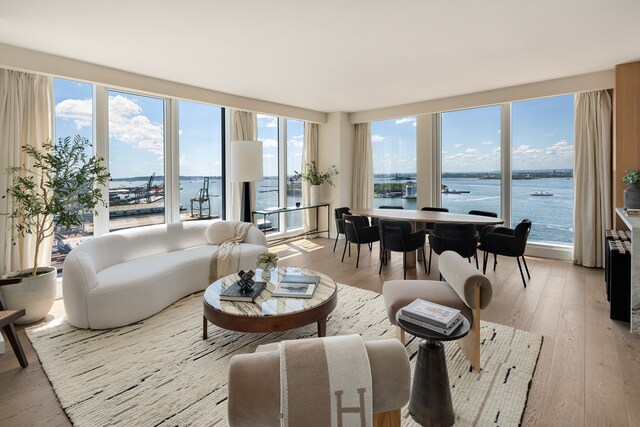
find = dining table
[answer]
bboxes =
[351,208,504,269]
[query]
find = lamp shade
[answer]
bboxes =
[230,140,264,182]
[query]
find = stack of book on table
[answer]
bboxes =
[398,299,464,336]
[272,274,320,299]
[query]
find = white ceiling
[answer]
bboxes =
[1,0,639,113]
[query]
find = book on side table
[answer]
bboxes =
[399,299,464,336]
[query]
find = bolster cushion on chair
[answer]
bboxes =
[228,339,410,427]
[438,251,492,309]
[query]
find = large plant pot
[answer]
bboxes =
[624,183,640,209]
[1,266,57,325]
[310,185,320,206]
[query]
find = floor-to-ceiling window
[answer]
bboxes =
[178,101,223,221]
[371,117,417,208]
[52,78,95,271]
[440,106,502,215]
[286,119,304,229]
[256,114,280,232]
[511,94,575,245]
[108,91,165,231]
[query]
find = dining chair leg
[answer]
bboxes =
[379,256,384,274]
[474,252,479,269]
[482,251,488,274]
[403,252,407,280]
[493,253,497,271]
[516,257,527,288]
[422,247,428,272]
[333,233,340,252]
[341,239,348,262]
[368,242,372,251]
[356,244,361,268]
[428,248,433,274]
[522,256,531,279]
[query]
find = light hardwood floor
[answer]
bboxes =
[1,237,639,426]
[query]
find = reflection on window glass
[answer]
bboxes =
[441,106,501,215]
[512,95,574,244]
[178,101,223,221]
[371,117,417,208]
[108,90,165,231]
[52,78,94,272]
[256,114,279,232]
[286,120,304,229]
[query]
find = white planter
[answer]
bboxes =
[310,185,320,206]
[1,267,57,325]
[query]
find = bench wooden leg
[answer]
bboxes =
[3,323,28,368]
[457,291,481,372]
[373,408,401,427]
[396,325,405,344]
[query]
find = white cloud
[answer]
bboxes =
[395,117,417,127]
[464,148,478,154]
[108,95,164,155]
[453,144,463,148]
[55,98,92,129]
[258,115,278,128]
[261,138,278,148]
[482,141,493,145]
[371,134,385,143]
[263,153,275,159]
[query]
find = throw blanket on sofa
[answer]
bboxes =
[280,334,373,427]
[208,221,253,282]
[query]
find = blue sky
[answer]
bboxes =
[55,78,574,179]
[372,94,575,174]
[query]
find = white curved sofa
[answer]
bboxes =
[62,220,267,329]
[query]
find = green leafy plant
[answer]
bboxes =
[289,161,339,187]
[256,251,278,269]
[623,167,640,185]
[3,135,110,277]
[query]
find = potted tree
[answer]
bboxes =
[289,161,339,205]
[1,135,110,324]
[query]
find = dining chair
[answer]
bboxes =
[342,214,380,268]
[420,206,449,235]
[333,207,351,252]
[372,205,404,226]
[427,223,479,275]
[378,219,427,279]
[468,209,498,235]
[0,278,28,368]
[479,219,532,287]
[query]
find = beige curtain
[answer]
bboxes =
[573,90,612,267]
[229,110,257,222]
[0,69,54,275]
[302,122,318,232]
[352,123,373,209]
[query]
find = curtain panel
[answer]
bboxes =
[229,110,257,222]
[0,69,54,275]
[352,123,373,209]
[573,90,612,267]
[302,122,318,232]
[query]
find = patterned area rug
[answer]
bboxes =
[26,284,542,426]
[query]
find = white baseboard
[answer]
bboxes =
[525,242,573,261]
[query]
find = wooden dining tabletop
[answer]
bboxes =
[351,208,504,225]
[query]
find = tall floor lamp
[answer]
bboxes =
[230,140,263,223]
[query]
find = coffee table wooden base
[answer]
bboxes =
[202,312,330,340]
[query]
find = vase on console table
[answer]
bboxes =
[624,182,640,209]
[310,185,320,206]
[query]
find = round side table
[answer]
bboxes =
[396,313,471,427]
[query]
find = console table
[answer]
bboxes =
[252,203,330,244]
[615,208,640,333]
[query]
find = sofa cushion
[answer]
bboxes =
[206,221,237,245]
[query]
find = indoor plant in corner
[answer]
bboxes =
[622,167,640,209]
[1,135,110,324]
[289,160,339,206]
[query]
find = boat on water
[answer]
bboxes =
[531,190,553,196]
[441,189,470,194]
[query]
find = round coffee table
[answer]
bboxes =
[202,267,337,339]
[396,313,471,427]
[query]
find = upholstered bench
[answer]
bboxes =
[63,220,267,329]
[228,338,411,427]
[382,250,493,372]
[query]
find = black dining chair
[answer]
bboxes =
[372,205,404,226]
[421,206,449,235]
[378,219,427,279]
[333,207,352,252]
[342,215,381,268]
[427,223,479,275]
[479,219,532,287]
